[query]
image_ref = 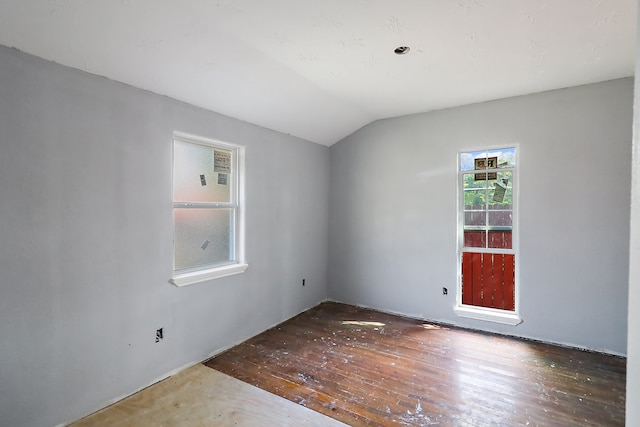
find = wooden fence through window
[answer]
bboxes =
[462,251,515,310]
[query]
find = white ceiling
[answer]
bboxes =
[0,0,636,146]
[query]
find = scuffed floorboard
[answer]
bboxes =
[69,364,348,426]
[206,301,626,426]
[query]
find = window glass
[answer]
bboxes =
[459,147,517,315]
[173,140,231,203]
[461,162,513,249]
[173,208,233,270]
[172,134,244,277]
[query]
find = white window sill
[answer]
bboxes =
[170,263,248,287]
[454,305,522,326]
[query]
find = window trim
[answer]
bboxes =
[170,131,247,287]
[170,263,248,287]
[455,145,521,325]
[453,305,522,326]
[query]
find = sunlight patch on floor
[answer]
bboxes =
[341,320,386,327]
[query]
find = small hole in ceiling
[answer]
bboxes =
[394,46,410,55]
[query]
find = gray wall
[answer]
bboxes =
[328,78,633,355]
[626,10,640,424]
[0,45,330,427]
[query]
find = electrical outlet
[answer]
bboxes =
[442,287,448,295]
[155,328,164,343]
[302,279,306,287]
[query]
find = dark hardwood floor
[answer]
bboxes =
[205,302,625,426]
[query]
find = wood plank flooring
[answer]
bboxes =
[205,301,626,426]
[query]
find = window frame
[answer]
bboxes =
[454,146,521,325]
[169,132,247,287]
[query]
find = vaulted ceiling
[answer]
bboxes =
[0,0,636,146]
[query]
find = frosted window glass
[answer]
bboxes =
[174,140,231,203]
[174,208,233,270]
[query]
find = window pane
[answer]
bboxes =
[488,211,512,227]
[464,174,489,190]
[462,252,515,310]
[488,172,512,209]
[464,211,486,227]
[174,140,231,203]
[460,151,487,171]
[488,231,512,249]
[461,148,515,172]
[487,147,516,169]
[174,208,234,270]
[464,231,486,248]
[464,188,486,211]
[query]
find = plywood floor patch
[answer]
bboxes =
[70,364,348,426]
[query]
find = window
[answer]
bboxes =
[455,147,520,325]
[170,132,247,286]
